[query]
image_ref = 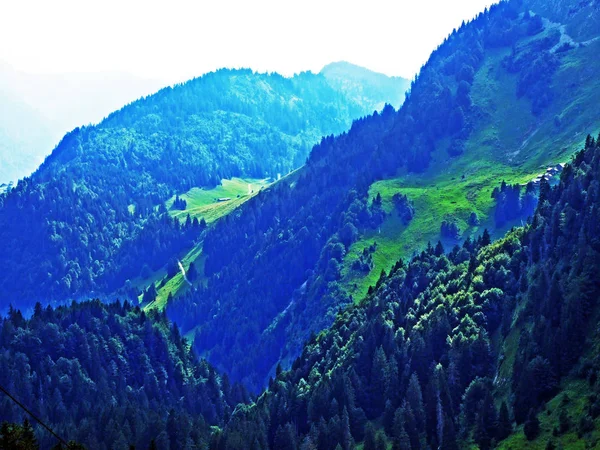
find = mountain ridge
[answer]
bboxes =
[2,0,600,447]
[320,61,411,110]
[165,0,600,392]
[0,65,408,312]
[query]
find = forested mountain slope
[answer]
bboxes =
[166,0,600,392]
[2,135,599,450]
[0,300,247,449]
[0,67,405,311]
[216,136,600,449]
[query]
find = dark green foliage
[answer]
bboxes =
[441,219,460,239]
[352,243,377,273]
[0,420,37,450]
[557,407,570,434]
[0,300,244,449]
[516,51,559,114]
[363,423,377,450]
[171,195,187,210]
[142,283,158,304]
[491,180,538,226]
[216,139,600,449]
[524,410,541,440]
[468,211,480,226]
[497,401,512,441]
[392,193,415,224]
[187,262,198,282]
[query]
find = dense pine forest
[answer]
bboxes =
[0,300,246,449]
[214,136,600,450]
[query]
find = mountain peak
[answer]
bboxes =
[320,60,405,80]
[320,61,410,110]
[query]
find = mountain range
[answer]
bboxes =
[1,0,600,448]
[0,62,409,312]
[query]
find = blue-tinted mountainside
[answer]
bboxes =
[0,67,406,311]
[166,0,600,393]
[2,0,600,447]
[4,134,600,449]
[220,135,600,450]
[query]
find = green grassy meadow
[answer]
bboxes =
[166,177,271,223]
[340,37,600,302]
[141,177,271,310]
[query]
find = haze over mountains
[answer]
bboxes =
[0,62,408,185]
[0,62,165,183]
[1,0,600,448]
[320,62,410,110]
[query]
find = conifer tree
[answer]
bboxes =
[524,409,540,440]
[364,423,377,450]
[406,373,426,432]
[497,401,512,441]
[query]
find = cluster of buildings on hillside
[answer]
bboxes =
[529,163,566,186]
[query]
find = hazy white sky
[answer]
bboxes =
[1,0,495,83]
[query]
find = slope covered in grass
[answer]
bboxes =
[339,9,600,301]
[166,177,271,223]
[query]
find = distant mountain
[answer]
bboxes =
[0,63,165,183]
[321,61,410,110]
[0,66,408,312]
[0,90,56,184]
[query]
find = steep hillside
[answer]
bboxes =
[0,67,404,312]
[166,0,600,392]
[3,137,599,450]
[216,136,600,450]
[0,300,246,449]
